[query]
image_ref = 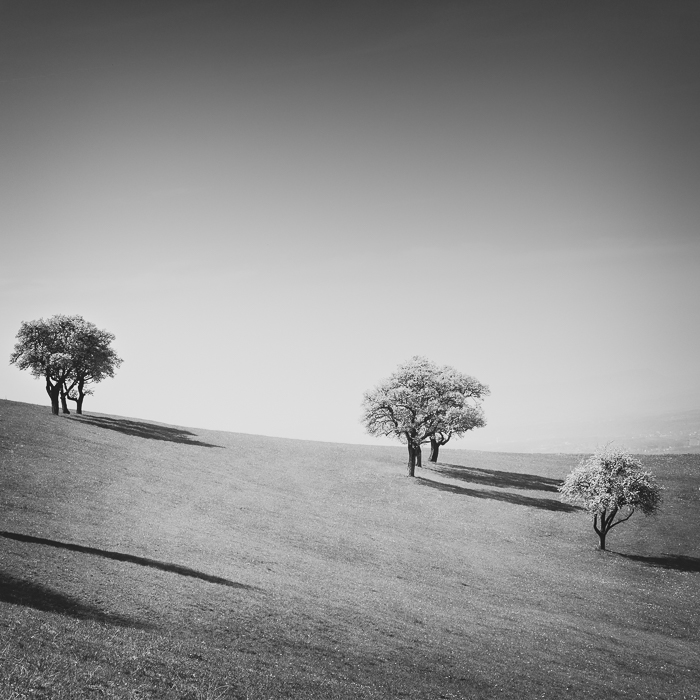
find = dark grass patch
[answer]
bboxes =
[615,552,700,573]
[71,414,222,448]
[415,476,579,512]
[0,531,254,589]
[0,571,150,629]
[0,612,246,700]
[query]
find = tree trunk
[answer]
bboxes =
[415,444,422,468]
[45,374,60,415]
[66,379,86,414]
[49,385,61,415]
[407,443,416,477]
[60,388,71,414]
[595,512,607,550]
[429,437,439,462]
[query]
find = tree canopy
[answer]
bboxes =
[361,356,489,476]
[559,446,662,550]
[10,315,122,415]
[62,318,123,414]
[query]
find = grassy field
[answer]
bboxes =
[1,399,698,699]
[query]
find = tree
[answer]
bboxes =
[10,315,122,416]
[361,356,489,477]
[62,318,123,414]
[424,365,488,462]
[559,446,662,551]
[10,316,78,415]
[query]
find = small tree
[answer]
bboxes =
[428,405,486,462]
[559,446,662,550]
[362,357,489,476]
[62,318,122,414]
[10,315,122,415]
[425,365,488,462]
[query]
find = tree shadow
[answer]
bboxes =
[415,477,578,512]
[0,531,255,590]
[615,552,700,573]
[72,415,222,448]
[0,570,152,629]
[426,463,563,492]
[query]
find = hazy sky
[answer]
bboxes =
[2,1,699,448]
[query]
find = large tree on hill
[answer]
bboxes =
[362,356,489,477]
[10,315,122,416]
[10,316,77,415]
[559,446,662,551]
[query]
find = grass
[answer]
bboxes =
[1,398,698,699]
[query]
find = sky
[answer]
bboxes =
[1,0,699,450]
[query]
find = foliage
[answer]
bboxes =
[10,315,79,415]
[559,445,662,549]
[10,315,122,415]
[62,318,123,413]
[424,365,488,461]
[361,356,489,474]
[9,315,74,380]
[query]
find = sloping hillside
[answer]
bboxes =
[1,399,698,699]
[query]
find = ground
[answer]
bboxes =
[1,399,698,699]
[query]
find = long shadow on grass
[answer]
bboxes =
[615,552,700,573]
[426,463,563,492]
[0,531,254,589]
[71,415,221,448]
[415,477,578,512]
[0,571,152,628]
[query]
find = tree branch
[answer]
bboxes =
[607,508,635,530]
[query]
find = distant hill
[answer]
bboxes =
[468,408,700,454]
[1,399,699,699]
